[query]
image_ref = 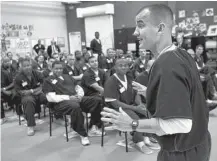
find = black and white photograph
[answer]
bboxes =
[1,1,217,161]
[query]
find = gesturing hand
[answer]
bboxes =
[101,107,133,132]
[132,81,147,97]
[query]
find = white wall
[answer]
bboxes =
[1,1,68,55]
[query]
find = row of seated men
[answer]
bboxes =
[187,44,217,111]
[1,48,160,154]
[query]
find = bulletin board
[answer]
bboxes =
[175,2,217,37]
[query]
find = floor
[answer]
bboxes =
[1,109,217,161]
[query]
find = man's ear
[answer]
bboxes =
[157,23,166,34]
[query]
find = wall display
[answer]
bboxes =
[179,10,186,18]
[199,23,207,32]
[206,8,214,16]
[214,15,217,23]
[179,20,186,29]
[186,18,194,30]
[69,32,81,54]
[127,43,136,51]
[207,25,217,36]
[193,17,200,25]
[57,37,65,47]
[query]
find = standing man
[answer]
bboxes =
[101,4,211,161]
[33,39,45,56]
[47,40,61,58]
[90,32,102,56]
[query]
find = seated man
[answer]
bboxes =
[100,48,116,74]
[77,51,91,73]
[132,49,151,78]
[1,57,22,124]
[42,57,55,78]
[81,56,107,97]
[104,58,153,154]
[14,58,47,136]
[63,54,83,83]
[43,61,104,145]
[33,55,47,73]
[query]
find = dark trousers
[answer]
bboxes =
[80,96,103,128]
[157,132,211,161]
[123,109,146,143]
[1,101,5,119]
[22,93,47,127]
[54,100,87,137]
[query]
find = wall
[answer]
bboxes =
[1,1,69,55]
[66,1,168,45]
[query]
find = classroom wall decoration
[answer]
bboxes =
[176,4,217,37]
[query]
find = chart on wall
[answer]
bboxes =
[69,32,81,55]
[84,15,114,54]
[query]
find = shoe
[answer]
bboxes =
[27,127,35,136]
[116,139,134,149]
[144,137,160,150]
[145,142,161,150]
[135,142,153,154]
[64,131,79,139]
[0,118,7,125]
[80,136,90,146]
[88,125,105,137]
[17,115,25,121]
[149,136,158,143]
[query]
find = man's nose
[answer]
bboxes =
[133,28,140,37]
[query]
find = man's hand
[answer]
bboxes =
[132,81,147,97]
[32,88,42,95]
[69,95,81,103]
[21,90,32,96]
[1,89,12,96]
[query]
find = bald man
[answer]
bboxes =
[101,4,211,161]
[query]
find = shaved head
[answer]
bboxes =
[136,4,174,29]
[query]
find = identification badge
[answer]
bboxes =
[37,82,40,85]
[22,81,28,87]
[119,87,125,93]
[52,79,57,84]
[69,71,73,75]
[104,69,108,72]
[83,66,87,70]
[139,64,144,68]
[107,59,111,63]
[215,74,217,78]
[38,67,41,70]
[95,77,100,81]
[49,72,53,76]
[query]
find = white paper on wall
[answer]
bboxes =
[206,8,214,16]
[69,32,81,54]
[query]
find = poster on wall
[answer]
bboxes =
[16,38,30,53]
[199,23,207,32]
[186,18,194,30]
[179,10,186,18]
[179,20,186,29]
[69,32,81,55]
[57,37,65,47]
[214,15,217,23]
[206,8,214,16]
[207,25,217,36]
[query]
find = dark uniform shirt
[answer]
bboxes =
[133,58,149,74]
[42,74,77,96]
[33,44,45,54]
[81,68,107,96]
[104,74,136,105]
[1,67,13,88]
[63,64,83,76]
[146,48,209,152]
[14,70,44,94]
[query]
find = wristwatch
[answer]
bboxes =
[131,120,139,131]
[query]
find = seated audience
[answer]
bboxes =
[34,55,47,72]
[42,58,55,78]
[14,58,47,136]
[6,52,18,78]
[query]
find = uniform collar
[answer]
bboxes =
[157,44,177,59]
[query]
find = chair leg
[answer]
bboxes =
[38,113,41,119]
[49,113,52,137]
[101,123,104,147]
[64,115,69,142]
[18,105,21,125]
[125,132,128,152]
[43,105,46,117]
[85,113,88,133]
